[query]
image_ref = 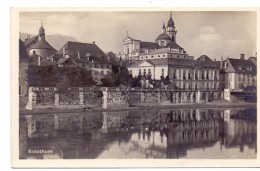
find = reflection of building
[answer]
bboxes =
[126,13,220,90]
[223,54,257,90]
[20,108,257,159]
[223,108,257,152]
[19,39,29,96]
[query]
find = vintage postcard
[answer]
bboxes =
[11,8,259,168]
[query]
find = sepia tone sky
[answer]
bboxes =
[19,11,256,60]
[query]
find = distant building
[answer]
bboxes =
[55,41,112,82]
[24,24,57,60]
[19,39,29,96]
[127,13,220,90]
[223,54,257,90]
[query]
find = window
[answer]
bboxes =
[143,69,146,75]
[139,69,141,75]
[161,41,165,46]
[177,55,180,58]
[162,69,164,76]
[183,72,186,80]
[163,55,165,57]
[206,71,209,80]
[33,50,36,54]
[146,56,148,59]
[151,55,154,58]
[195,71,198,80]
[158,55,160,57]
[173,70,176,79]
[127,47,130,54]
[148,69,151,76]
[202,71,205,80]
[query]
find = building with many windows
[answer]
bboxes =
[223,54,257,90]
[55,41,112,82]
[127,13,220,90]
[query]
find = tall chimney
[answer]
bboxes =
[38,56,41,66]
[240,54,245,60]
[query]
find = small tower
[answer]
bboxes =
[162,22,166,34]
[38,22,45,41]
[166,12,177,42]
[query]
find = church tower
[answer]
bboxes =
[38,23,45,41]
[162,22,166,34]
[166,12,177,42]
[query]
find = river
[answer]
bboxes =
[19,107,257,159]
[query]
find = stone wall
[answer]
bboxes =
[26,87,223,110]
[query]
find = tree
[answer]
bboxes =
[100,74,116,87]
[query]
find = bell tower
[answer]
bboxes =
[166,12,177,42]
[38,22,45,41]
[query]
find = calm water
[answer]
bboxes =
[19,108,257,159]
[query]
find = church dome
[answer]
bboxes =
[155,33,172,41]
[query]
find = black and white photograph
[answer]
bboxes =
[12,9,258,167]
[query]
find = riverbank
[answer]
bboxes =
[19,97,256,115]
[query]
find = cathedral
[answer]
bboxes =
[126,13,221,91]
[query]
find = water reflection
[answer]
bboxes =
[19,108,257,159]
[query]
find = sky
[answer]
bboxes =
[19,11,257,60]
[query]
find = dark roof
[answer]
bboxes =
[28,39,56,51]
[155,33,172,41]
[128,58,219,69]
[168,58,219,68]
[24,36,38,47]
[227,58,256,74]
[197,55,213,61]
[166,42,182,49]
[167,15,175,27]
[57,41,110,64]
[19,39,29,60]
[140,41,159,49]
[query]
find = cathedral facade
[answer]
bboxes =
[126,13,221,91]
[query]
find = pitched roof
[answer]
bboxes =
[57,41,110,64]
[155,33,172,41]
[197,55,213,61]
[128,58,219,69]
[19,39,29,60]
[140,41,159,49]
[169,58,219,68]
[28,39,56,51]
[166,42,182,49]
[24,36,38,47]
[227,58,256,74]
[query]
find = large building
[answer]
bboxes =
[24,24,57,60]
[223,54,257,90]
[127,13,220,90]
[55,41,113,82]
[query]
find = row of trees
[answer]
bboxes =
[27,65,95,89]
